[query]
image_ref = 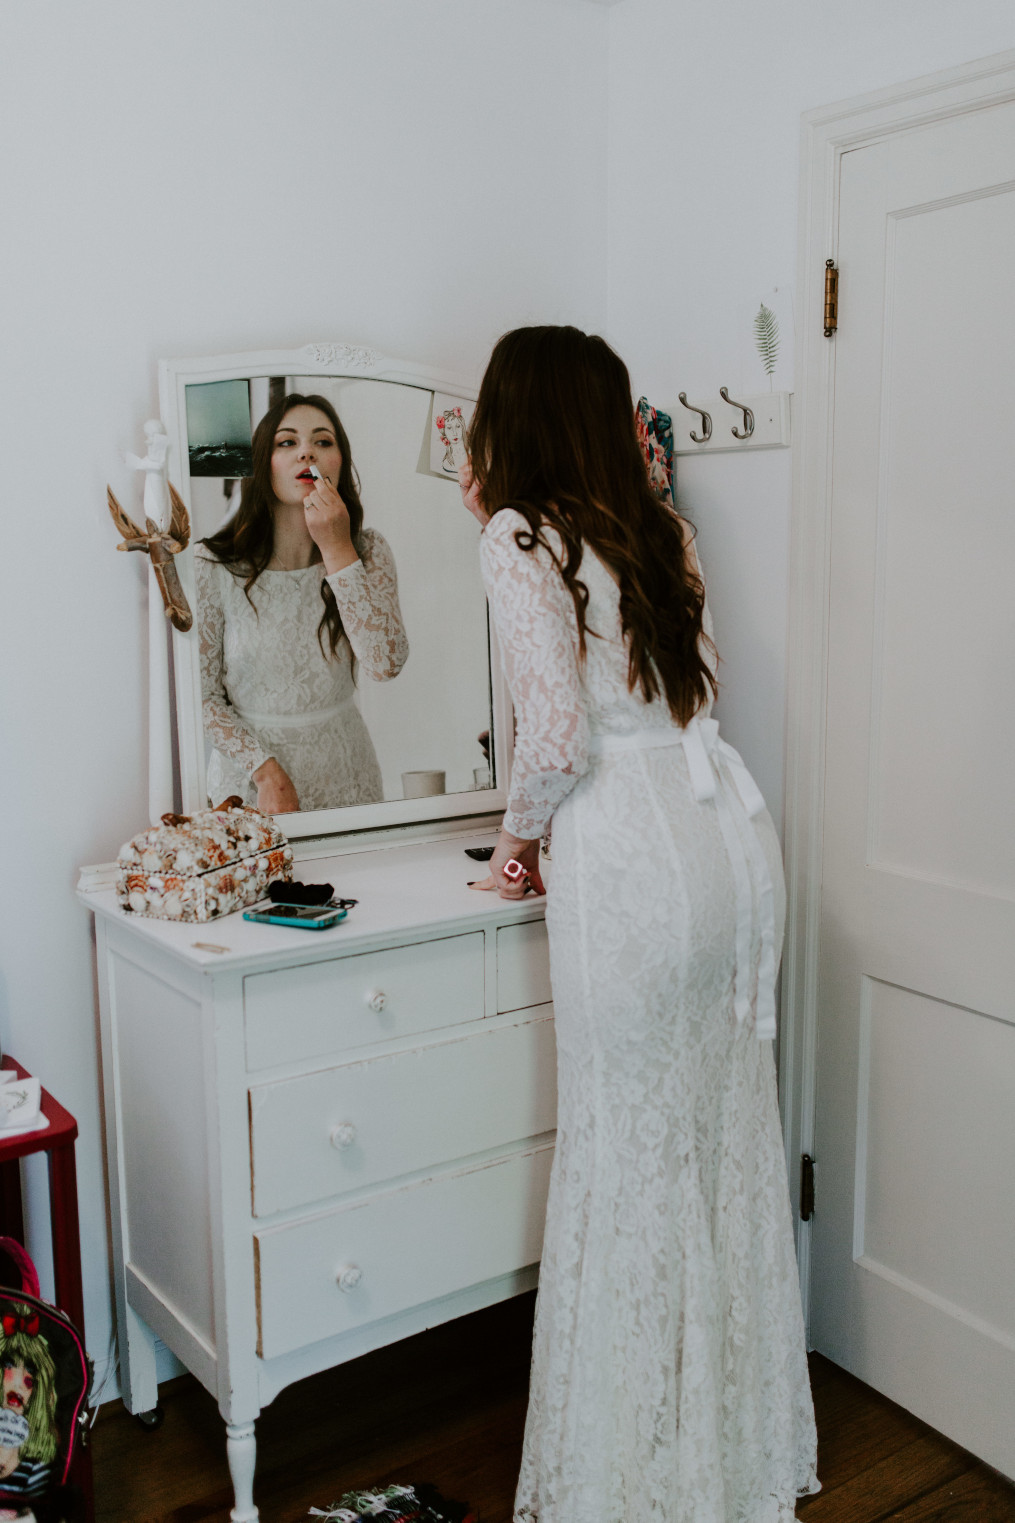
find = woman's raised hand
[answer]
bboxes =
[251,757,300,815]
[458,461,490,527]
[469,830,545,899]
[303,470,359,573]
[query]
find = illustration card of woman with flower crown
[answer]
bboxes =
[429,393,475,478]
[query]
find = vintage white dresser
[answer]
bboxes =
[84,830,554,1521]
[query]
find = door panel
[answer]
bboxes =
[859,978,1015,1334]
[812,99,1015,1479]
[871,189,1015,893]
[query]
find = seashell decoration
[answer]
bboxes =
[116,802,292,922]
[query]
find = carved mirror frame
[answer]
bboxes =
[159,342,512,840]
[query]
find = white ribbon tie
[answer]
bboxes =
[588,716,777,1040]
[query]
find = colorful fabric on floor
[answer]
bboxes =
[309,1481,476,1523]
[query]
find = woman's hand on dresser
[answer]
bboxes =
[304,472,359,574]
[252,757,300,815]
[458,461,490,528]
[470,831,545,899]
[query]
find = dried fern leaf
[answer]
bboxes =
[754,303,780,377]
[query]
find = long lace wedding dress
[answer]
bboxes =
[196,528,408,811]
[480,509,819,1523]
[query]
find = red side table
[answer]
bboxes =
[0,1057,94,1523]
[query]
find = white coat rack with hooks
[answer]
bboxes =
[673,390,791,456]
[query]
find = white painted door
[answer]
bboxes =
[811,99,1015,1478]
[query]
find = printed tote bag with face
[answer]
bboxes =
[0,1238,92,1522]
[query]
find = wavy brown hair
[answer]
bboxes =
[199,392,365,657]
[468,326,717,724]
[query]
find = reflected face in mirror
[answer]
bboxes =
[270,406,343,507]
[194,392,410,816]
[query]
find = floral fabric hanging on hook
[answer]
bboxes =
[634,397,675,507]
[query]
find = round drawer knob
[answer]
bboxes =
[366,989,387,1013]
[336,1263,362,1293]
[330,1122,357,1150]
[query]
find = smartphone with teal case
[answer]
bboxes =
[243,902,348,930]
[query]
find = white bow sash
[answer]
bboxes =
[587,716,777,1041]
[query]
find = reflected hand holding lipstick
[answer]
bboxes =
[302,462,358,573]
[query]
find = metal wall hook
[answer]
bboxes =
[677,392,712,444]
[719,387,755,440]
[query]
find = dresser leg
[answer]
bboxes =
[226,1421,259,1522]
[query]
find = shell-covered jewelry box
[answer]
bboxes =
[117,799,292,922]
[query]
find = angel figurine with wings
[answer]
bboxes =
[107,420,193,632]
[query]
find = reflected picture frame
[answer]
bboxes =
[159,343,512,841]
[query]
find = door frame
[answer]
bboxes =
[781,47,1015,1334]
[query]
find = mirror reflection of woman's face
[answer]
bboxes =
[270,405,343,507]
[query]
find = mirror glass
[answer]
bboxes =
[180,372,495,819]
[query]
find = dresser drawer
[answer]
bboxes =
[254,1144,554,1359]
[497,920,552,1012]
[250,1015,557,1216]
[244,932,484,1070]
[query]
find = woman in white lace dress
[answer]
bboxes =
[196,393,408,813]
[463,327,818,1522]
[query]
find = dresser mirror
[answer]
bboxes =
[160,345,510,839]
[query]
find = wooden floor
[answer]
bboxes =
[92,1291,1015,1522]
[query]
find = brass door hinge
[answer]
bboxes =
[823,260,839,337]
[800,1154,815,1221]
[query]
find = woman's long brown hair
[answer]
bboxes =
[200,392,365,657]
[468,326,717,725]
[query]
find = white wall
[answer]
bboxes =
[605,0,1015,831]
[5,0,1014,1409]
[0,0,608,1394]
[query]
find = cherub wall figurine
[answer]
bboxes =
[124,419,171,529]
[107,419,193,631]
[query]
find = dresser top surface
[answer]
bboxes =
[81,831,548,973]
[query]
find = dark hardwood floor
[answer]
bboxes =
[91,1292,1015,1522]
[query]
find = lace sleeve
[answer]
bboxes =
[326,528,409,681]
[480,510,589,840]
[195,554,272,779]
